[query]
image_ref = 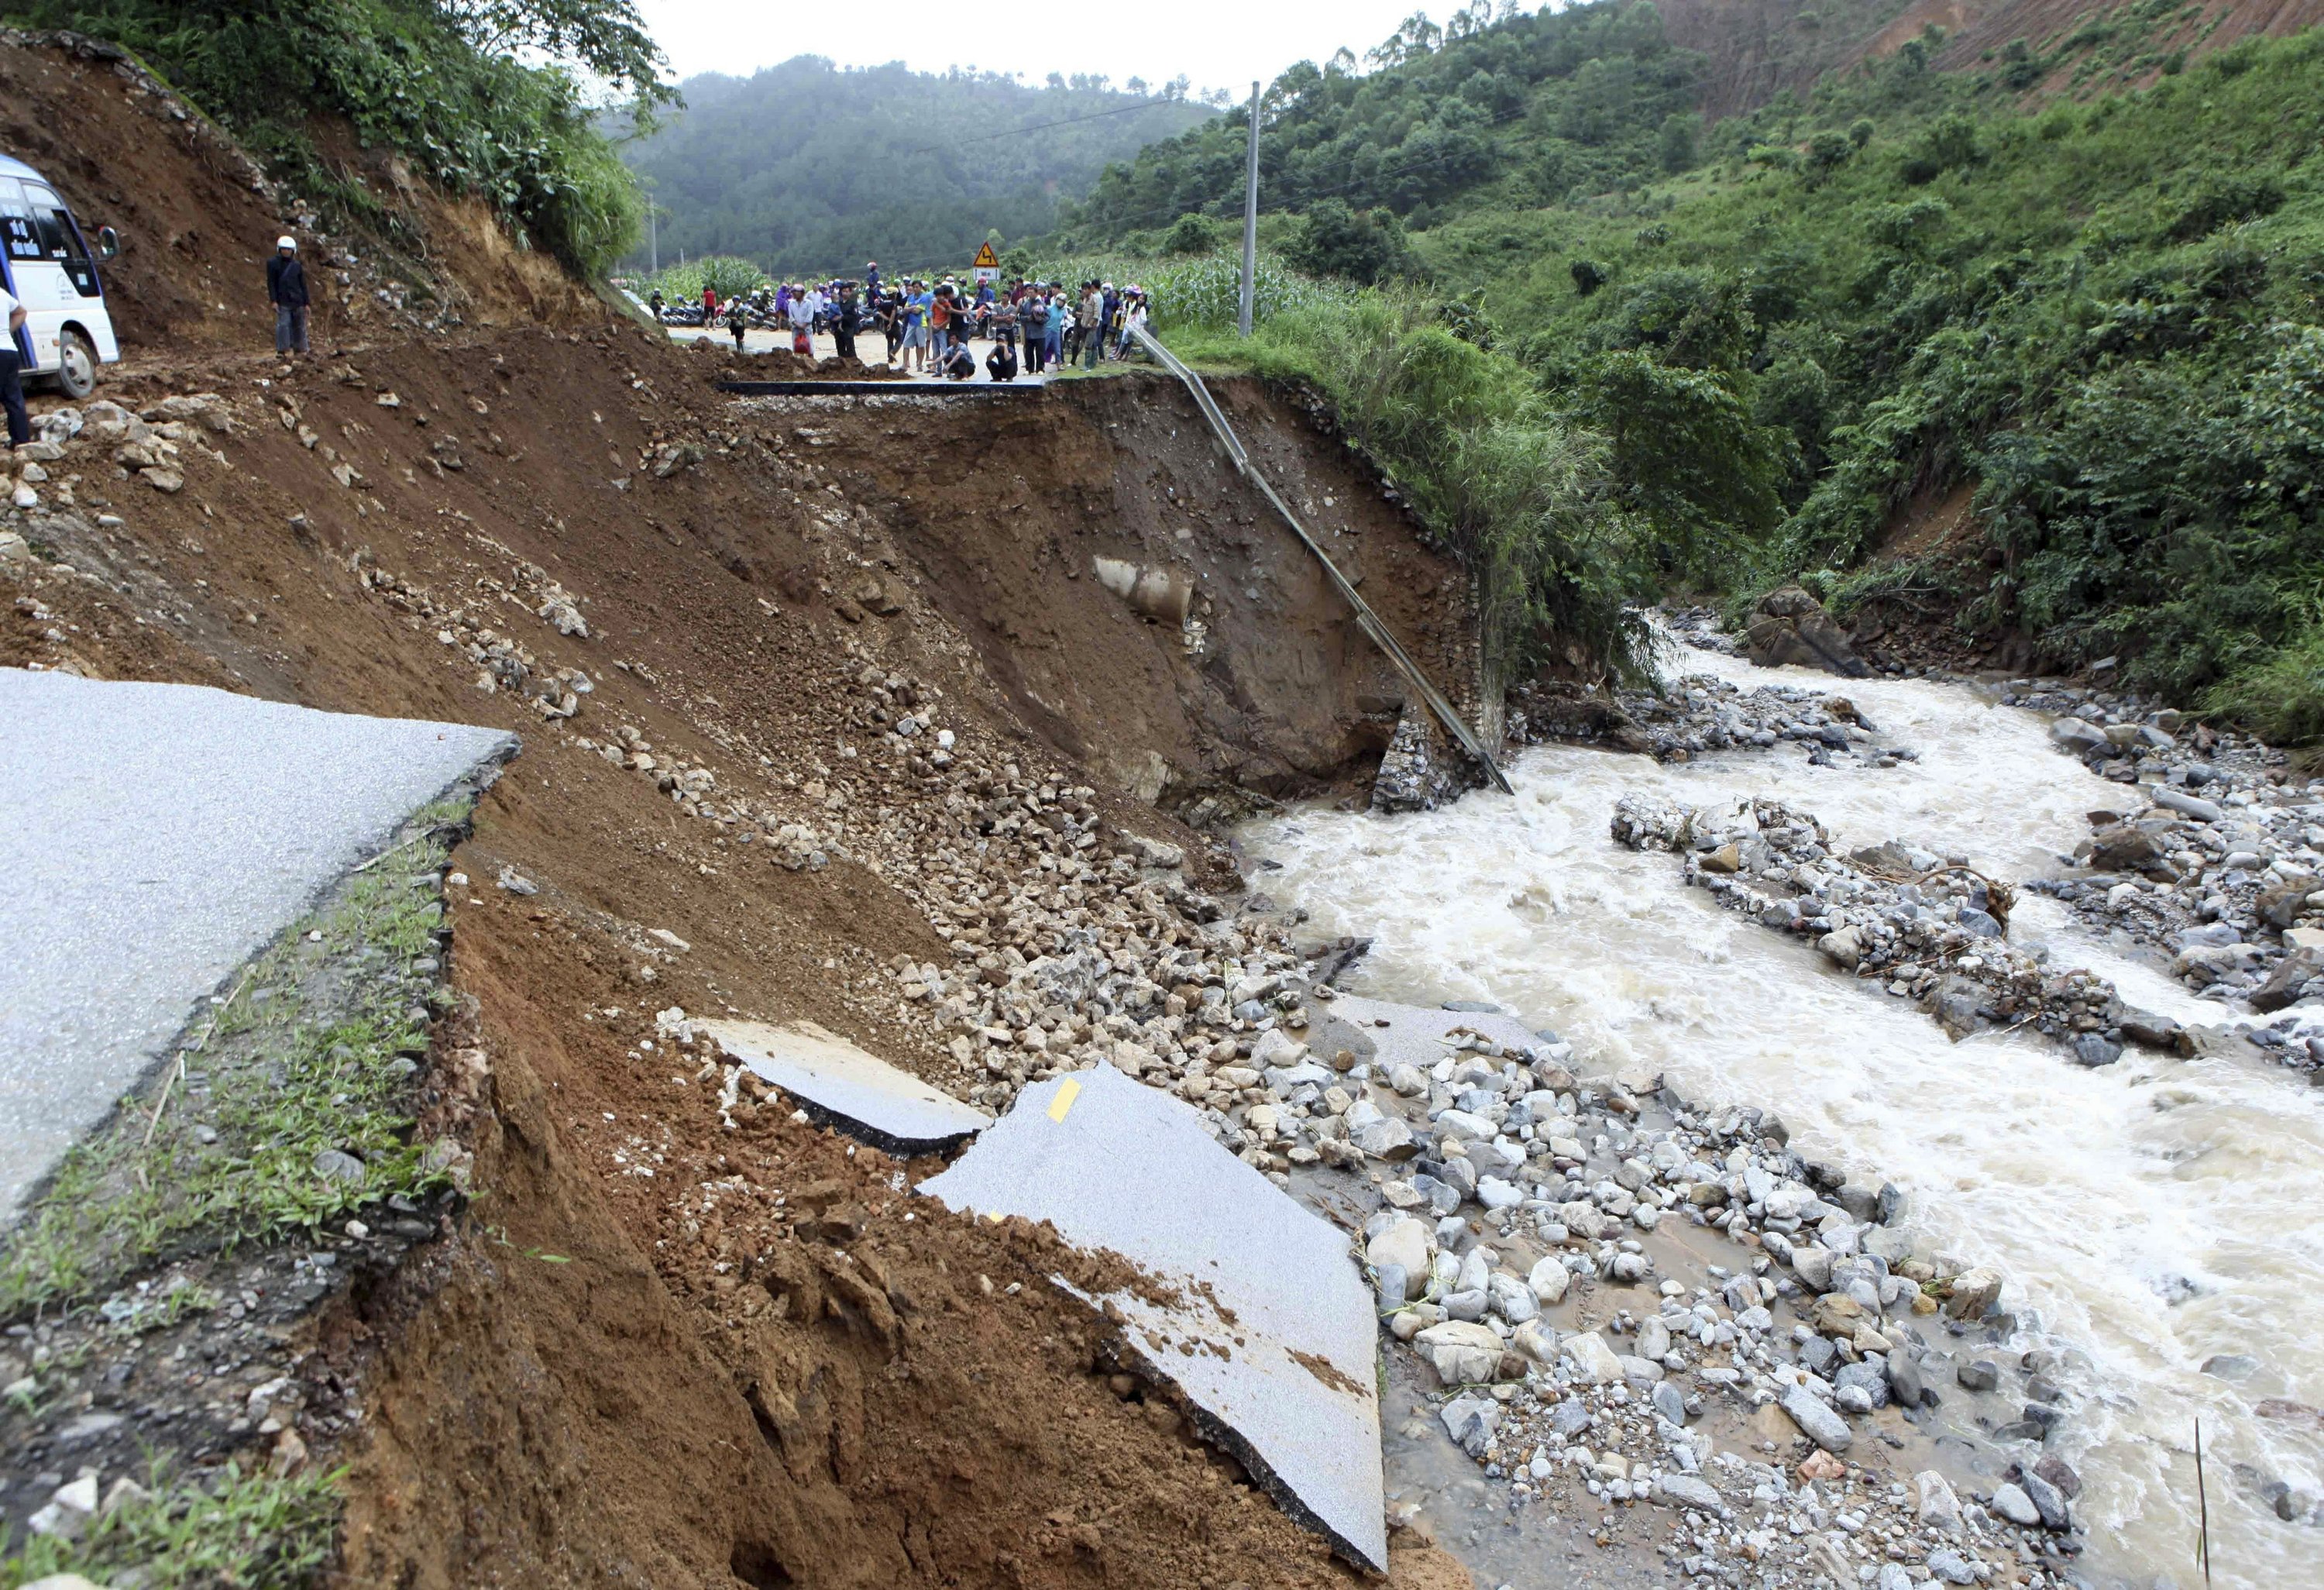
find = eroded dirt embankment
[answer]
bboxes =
[6,300,1477,1588]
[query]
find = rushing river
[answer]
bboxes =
[1243,639,2324,1590]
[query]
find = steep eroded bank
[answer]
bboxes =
[2,284,1481,1586]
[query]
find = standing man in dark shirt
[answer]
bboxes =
[267,236,310,356]
[834,284,861,362]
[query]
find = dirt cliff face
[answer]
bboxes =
[0,40,1481,1590]
[795,370,1482,808]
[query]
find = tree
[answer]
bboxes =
[1162,213,1221,255]
[1804,129,1854,184]
[1282,199,1415,284]
[438,0,670,98]
[1658,112,1699,174]
[1570,351,1783,580]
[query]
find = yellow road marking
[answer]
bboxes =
[1047,1079,1081,1122]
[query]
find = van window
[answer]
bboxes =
[24,185,98,298]
[0,179,40,266]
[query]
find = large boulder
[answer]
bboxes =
[1743,587,1870,678]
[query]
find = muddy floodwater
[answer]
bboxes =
[1244,638,2324,1590]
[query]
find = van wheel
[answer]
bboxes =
[57,329,97,400]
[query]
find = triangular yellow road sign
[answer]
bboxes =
[972,240,999,269]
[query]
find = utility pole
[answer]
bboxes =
[1239,78,1260,339]
[648,202,658,276]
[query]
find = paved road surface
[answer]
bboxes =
[0,669,514,1225]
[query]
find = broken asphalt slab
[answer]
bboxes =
[700,1017,991,1155]
[920,1062,1387,1571]
[0,669,515,1224]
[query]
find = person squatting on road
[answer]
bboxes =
[267,236,308,356]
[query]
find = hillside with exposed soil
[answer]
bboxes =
[0,34,1480,1590]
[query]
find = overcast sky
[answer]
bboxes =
[630,2,1477,98]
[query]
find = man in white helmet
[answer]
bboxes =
[267,235,309,356]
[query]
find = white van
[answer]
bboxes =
[0,154,120,399]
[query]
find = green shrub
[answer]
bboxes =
[1281,199,1419,286]
[1162,214,1222,256]
[1219,291,1654,680]
[641,255,768,302]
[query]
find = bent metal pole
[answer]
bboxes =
[1127,323,1513,795]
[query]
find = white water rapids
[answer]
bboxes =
[1243,641,2324,1589]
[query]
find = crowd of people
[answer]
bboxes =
[645,263,1153,381]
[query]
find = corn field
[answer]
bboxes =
[1026,250,1349,331]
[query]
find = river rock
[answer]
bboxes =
[1915,1470,1964,1532]
[1528,1255,1571,1306]
[2049,718,2109,755]
[2150,786,2225,824]
[1439,1391,1502,1455]
[1834,1359,1892,1409]
[2258,879,2312,930]
[1563,1330,1624,1386]
[1415,1320,1508,1385]
[1367,1218,1432,1298]
[2033,1454,2083,1499]
[2250,948,2324,1013]
[1652,1474,1724,1512]
[2020,1467,2072,1529]
[1744,586,1869,677]
[1991,1482,2042,1526]
[1926,1547,1980,1585]
[2087,822,2168,876]
[1790,1244,1836,1292]
[1354,1116,1418,1160]
[1487,1272,1538,1323]
[1817,927,1863,969]
[1511,1320,1560,1365]
[1779,1385,1853,1452]
[1888,1351,1935,1409]
[1476,1175,1525,1210]
[1946,1266,2002,1320]
[2068,1031,2123,1067]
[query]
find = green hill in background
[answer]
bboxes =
[617,57,1212,278]
[1055,2,2324,731]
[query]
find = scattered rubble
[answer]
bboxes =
[1252,988,2093,1590]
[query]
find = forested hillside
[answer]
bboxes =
[2,0,665,275]
[1089,1,2324,738]
[617,60,1212,277]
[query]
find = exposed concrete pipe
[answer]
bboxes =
[1092,557,1196,626]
